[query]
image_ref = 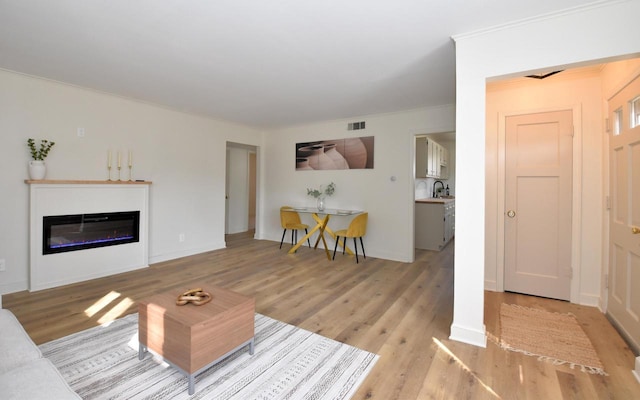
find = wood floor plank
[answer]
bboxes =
[556,370,601,400]
[3,233,639,399]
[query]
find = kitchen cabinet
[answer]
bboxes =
[416,137,428,178]
[427,139,440,177]
[415,137,449,179]
[439,144,447,167]
[415,200,455,251]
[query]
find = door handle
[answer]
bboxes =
[633,226,640,234]
[507,210,516,218]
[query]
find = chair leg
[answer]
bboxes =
[305,229,311,247]
[360,237,366,260]
[280,229,287,249]
[332,236,340,260]
[291,230,295,246]
[354,238,359,263]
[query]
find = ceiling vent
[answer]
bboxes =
[348,121,366,130]
[525,70,563,80]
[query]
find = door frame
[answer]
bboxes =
[494,104,582,303]
[225,141,260,236]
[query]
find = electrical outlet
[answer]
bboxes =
[77,127,85,137]
[179,233,185,242]
[0,259,6,271]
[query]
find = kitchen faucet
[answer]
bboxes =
[433,180,445,198]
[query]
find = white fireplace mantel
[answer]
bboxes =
[26,180,151,291]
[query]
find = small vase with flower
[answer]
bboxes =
[27,138,55,180]
[307,182,336,211]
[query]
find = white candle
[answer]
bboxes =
[128,151,132,167]
[118,152,121,168]
[108,150,112,168]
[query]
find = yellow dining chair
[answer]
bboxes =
[332,212,368,263]
[279,206,311,249]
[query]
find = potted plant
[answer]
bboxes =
[27,138,55,180]
[307,182,335,211]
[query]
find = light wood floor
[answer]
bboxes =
[4,232,639,399]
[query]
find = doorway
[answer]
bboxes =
[225,142,258,235]
[503,110,573,301]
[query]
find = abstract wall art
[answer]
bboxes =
[295,136,374,171]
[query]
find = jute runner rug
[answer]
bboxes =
[499,303,606,375]
[40,313,378,399]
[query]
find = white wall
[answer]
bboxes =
[0,69,263,294]
[601,59,640,95]
[485,68,604,306]
[259,105,455,262]
[452,0,640,347]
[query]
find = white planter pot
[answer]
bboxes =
[28,160,47,180]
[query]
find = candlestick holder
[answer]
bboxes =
[128,165,133,181]
[117,166,122,181]
[107,165,112,181]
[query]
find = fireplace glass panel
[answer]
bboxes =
[43,211,140,255]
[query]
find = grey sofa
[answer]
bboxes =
[0,309,80,399]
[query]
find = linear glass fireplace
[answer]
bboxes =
[43,211,140,255]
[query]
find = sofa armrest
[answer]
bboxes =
[0,309,42,374]
[0,358,81,399]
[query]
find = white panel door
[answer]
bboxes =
[504,110,573,300]
[608,74,640,351]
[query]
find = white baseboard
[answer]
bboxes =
[578,293,600,307]
[449,323,487,348]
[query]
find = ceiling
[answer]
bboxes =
[0,0,600,129]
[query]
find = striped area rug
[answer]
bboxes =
[40,313,378,399]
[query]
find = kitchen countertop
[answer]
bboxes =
[415,197,455,204]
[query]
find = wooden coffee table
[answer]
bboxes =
[138,286,255,395]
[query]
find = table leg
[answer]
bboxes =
[321,220,355,256]
[287,213,354,259]
[311,214,327,247]
[138,343,147,360]
[311,214,332,260]
[319,221,331,260]
[288,221,322,254]
[138,332,254,396]
[188,374,195,395]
